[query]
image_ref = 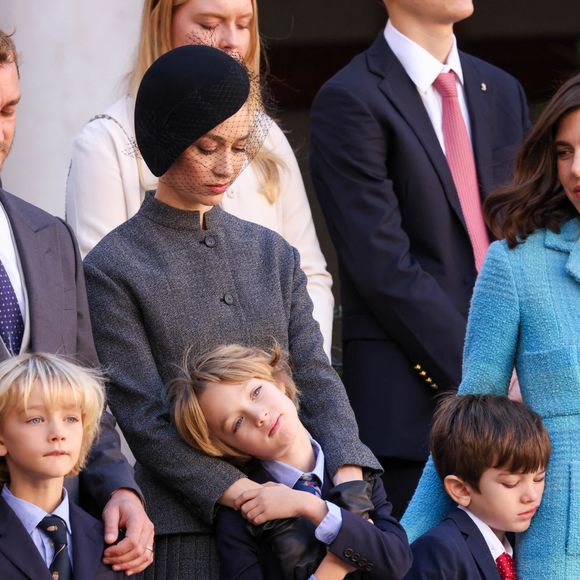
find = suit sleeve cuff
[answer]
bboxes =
[315,500,342,544]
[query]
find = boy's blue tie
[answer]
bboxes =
[293,474,322,497]
[0,258,24,355]
[37,515,73,580]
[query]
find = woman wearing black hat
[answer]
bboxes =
[84,45,381,578]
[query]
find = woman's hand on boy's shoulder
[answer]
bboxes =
[238,482,328,526]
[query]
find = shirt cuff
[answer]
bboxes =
[314,500,343,544]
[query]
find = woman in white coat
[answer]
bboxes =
[66,0,334,358]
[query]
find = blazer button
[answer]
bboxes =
[223,293,234,305]
[365,563,374,572]
[204,235,216,248]
[358,558,368,568]
[343,548,354,558]
[352,552,360,562]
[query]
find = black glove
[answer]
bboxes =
[327,480,375,520]
[247,516,326,580]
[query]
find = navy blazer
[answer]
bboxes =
[0,186,138,513]
[0,494,123,579]
[216,465,412,579]
[404,507,501,580]
[310,33,530,460]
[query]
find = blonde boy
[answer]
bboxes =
[169,343,412,580]
[0,353,122,579]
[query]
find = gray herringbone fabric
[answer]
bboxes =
[85,193,379,572]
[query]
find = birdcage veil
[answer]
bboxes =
[133,44,271,198]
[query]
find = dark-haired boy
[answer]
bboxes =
[404,395,550,580]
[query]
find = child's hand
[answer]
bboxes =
[238,483,328,526]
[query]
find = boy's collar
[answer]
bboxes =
[261,435,325,489]
[1,484,71,536]
[457,505,513,559]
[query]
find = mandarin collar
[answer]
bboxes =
[138,190,226,232]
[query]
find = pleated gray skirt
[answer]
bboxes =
[138,533,219,579]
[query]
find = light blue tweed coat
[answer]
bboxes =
[402,217,580,578]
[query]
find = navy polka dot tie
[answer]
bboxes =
[0,258,24,355]
[293,474,322,497]
[38,515,73,580]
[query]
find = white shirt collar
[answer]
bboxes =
[458,505,513,560]
[384,20,464,93]
[261,436,325,489]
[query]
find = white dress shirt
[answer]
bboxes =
[384,20,473,152]
[458,505,514,560]
[0,202,25,318]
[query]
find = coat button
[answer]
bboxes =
[352,552,360,562]
[366,563,374,572]
[223,293,234,305]
[343,548,353,558]
[358,558,368,567]
[204,236,216,248]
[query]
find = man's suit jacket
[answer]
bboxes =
[404,507,501,580]
[216,465,412,579]
[310,33,530,460]
[0,493,123,579]
[0,185,137,513]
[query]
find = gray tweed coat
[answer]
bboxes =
[84,193,379,539]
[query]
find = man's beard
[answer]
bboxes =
[0,136,13,171]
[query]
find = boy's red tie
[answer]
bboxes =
[496,552,517,580]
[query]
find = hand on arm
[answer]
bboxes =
[101,488,155,575]
[238,483,328,526]
[220,477,261,509]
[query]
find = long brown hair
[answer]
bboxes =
[485,74,580,248]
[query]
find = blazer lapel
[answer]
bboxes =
[448,508,501,579]
[70,502,106,580]
[461,54,495,200]
[0,189,66,355]
[367,35,467,230]
[0,496,52,579]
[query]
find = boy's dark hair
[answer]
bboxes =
[0,29,18,72]
[430,395,551,492]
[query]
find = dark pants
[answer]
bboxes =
[378,456,426,520]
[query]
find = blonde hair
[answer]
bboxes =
[0,353,105,483]
[168,343,298,462]
[129,0,283,204]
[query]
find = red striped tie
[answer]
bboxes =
[433,72,490,271]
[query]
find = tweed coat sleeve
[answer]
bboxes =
[285,246,380,476]
[402,242,518,541]
[84,259,245,525]
[58,219,140,512]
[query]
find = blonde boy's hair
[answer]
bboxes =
[168,342,298,462]
[0,353,105,483]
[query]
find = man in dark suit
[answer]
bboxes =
[0,30,154,575]
[310,0,530,516]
